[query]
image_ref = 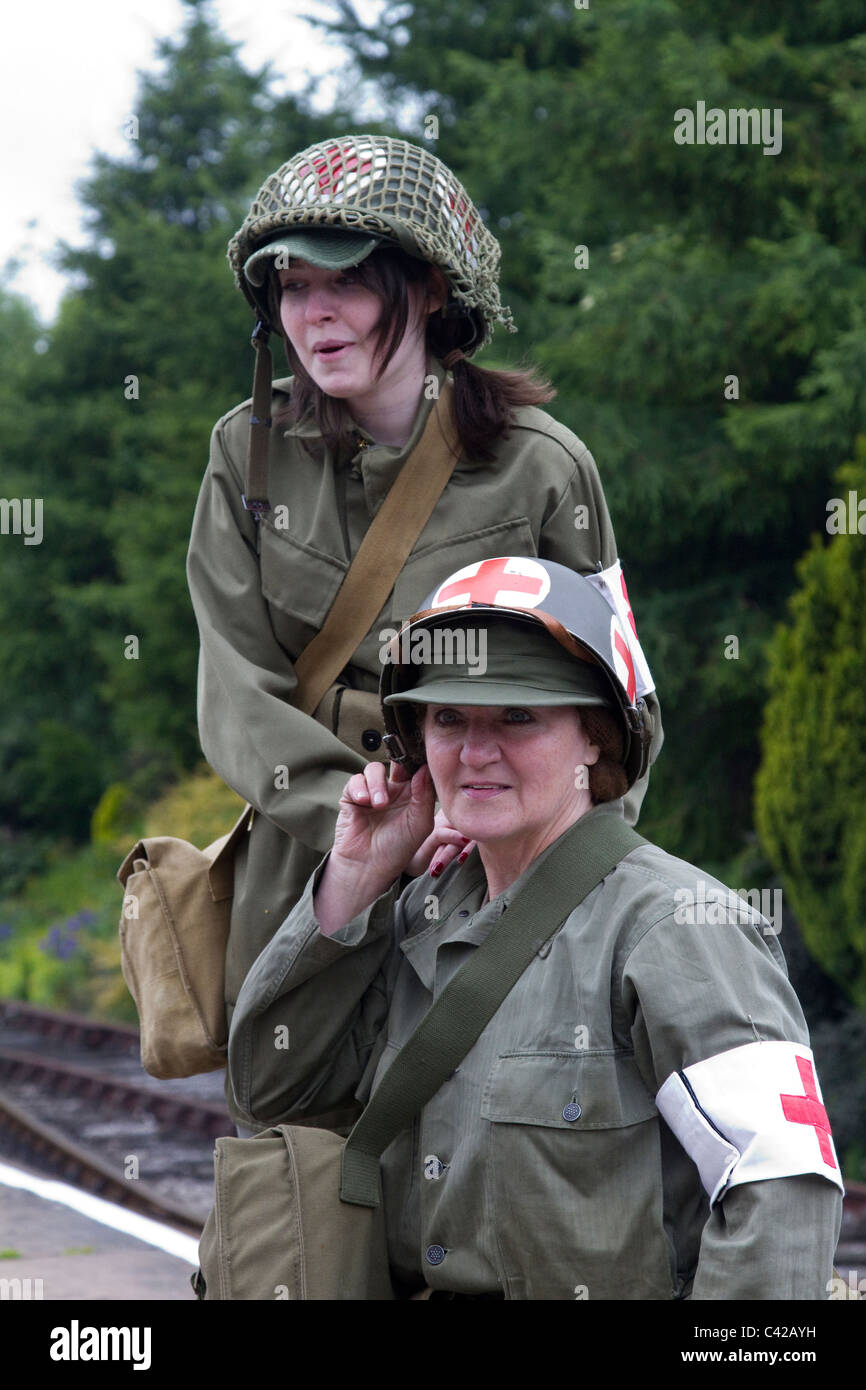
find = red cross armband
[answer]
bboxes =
[655,1041,844,1205]
[584,559,655,699]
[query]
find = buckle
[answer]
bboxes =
[242,495,271,518]
[382,732,409,765]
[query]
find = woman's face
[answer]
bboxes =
[277,260,436,403]
[422,705,601,855]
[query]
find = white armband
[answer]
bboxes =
[585,559,655,698]
[655,1041,844,1205]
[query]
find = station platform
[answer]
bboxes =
[0,1159,198,1301]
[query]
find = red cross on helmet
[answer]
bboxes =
[379,555,654,788]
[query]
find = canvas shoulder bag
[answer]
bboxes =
[117,805,252,1078]
[117,383,461,1079]
[193,815,646,1299]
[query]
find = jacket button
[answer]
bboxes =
[425,1244,447,1266]
[361,729,382,751]
[562,1103,582,1122]
[424,1155,446,1180]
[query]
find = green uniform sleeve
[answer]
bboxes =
[538,436,664,827]
[186,417,366,855]
[227,854,402,1127]
[622,910,842,1298]
[689,1175,841,1300]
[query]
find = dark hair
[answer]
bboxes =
[267,246,555,463]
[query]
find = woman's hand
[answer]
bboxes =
[405,805,475,878]
[379,760,475,878]
[331,761,436,882]
[315,762,474,936]
[315,762,436,936]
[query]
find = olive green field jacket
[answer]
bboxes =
[228,801,842,1300]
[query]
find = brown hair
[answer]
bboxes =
[579,706,629,805]
[267,246,555,463]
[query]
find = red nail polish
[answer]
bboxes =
[456,851,468,865]
[430,864,442,878]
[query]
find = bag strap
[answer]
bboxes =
[291,379,460,717]
[340,813,647,1206]
[241,323,273,518]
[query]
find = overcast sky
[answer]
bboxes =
[0,0,389,324]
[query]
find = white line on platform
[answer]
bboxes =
[0,1159,200,1265]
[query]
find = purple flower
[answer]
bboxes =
[39,923,79,959]
[65,910,95,931]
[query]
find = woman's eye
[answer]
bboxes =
[433,709,460,725]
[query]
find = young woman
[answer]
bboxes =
[228,557,842,1300]
[186,135,663,1128]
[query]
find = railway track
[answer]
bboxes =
[2,999,865,1265]
[0,999,231,1234]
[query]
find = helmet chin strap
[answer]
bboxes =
[241,320,273,519]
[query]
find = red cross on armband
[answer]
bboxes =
[611,624,637,702]
[654,1040,844,1205]
[780,1055,837,1168]
[585,559,655,699]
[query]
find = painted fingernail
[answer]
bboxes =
[456,851,469,865]
[459,837,471,846]
[430,863,443,877]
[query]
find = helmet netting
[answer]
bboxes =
[227,134,516,351]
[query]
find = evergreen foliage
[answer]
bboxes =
[755,441,866,1010]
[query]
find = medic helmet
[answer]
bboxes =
[380,555,655,788]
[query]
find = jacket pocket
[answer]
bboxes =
[391,518,536,624]
[482,1051,674,1300]
[259,521,348,635]
[482,1049,657,1128]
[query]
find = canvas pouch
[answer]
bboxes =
[117,806,251,1078]
[194,1124,394,1300]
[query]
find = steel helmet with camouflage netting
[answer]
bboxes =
[227,133,517,355]
[379,556,655,790]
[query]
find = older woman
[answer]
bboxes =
[186,135,662,1130]
[227,557,841,1299]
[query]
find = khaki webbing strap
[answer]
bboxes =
[340,814,647,1206]
[242,323,274,517]
[291,379,460,717]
